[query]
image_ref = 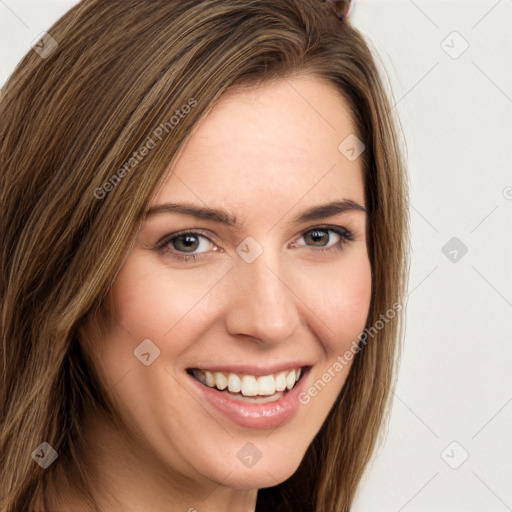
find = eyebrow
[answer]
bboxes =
[145,199,367,228]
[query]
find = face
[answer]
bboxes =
[85,75,372,495]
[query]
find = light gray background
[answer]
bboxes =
[1,1,511,510]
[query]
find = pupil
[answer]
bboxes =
[175,235,198,252]
[309,230,328,246]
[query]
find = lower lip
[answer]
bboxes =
[187,369,310,429]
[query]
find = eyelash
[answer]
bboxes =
[156,225,354,263]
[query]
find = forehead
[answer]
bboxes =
[154,75,365,218]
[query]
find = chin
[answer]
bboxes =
[202,444,306,490]
[216,464,301,491]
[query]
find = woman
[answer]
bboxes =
[0,0,409,510]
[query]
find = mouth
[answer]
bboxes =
[186,366,308,403]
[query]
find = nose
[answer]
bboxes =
[223,247,301,346]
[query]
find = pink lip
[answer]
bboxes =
[187,367,311,429]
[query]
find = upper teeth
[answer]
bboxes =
[192,368,302,396]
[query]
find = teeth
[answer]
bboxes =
[275,371,287,392]
[192,367,303,396]
[257,375,275,395]
[227,373,241,393]
[241,375,258,396]
[285,370,296,390]
[215,372,228,390]
[205,371,215,387]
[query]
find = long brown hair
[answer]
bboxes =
[0,1,409,510]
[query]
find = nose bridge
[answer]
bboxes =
[224,242,300,343]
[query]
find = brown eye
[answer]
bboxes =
[156,230,217,262]
[295,225,353,253]
[304,229,332,247]
[171,233,202,253]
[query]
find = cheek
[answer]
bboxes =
[292,254,371,418]
[300,251,372,354]
[109,254,226,342]
[90,256,197,390]
[97,254,232,393]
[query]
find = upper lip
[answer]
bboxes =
[187,362,312,376]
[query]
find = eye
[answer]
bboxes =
[156,225,354,263]
[156,230,218,262]
[291,225,353,253]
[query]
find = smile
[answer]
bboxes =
[189,367,303,398]
[186,364,311,428]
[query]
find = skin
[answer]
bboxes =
[54,75,372,512]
